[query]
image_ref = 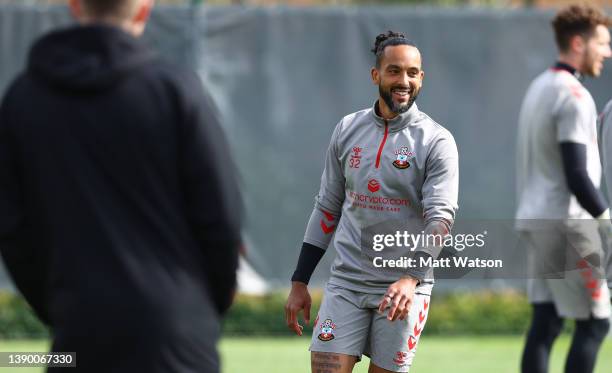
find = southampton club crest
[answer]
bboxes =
[393,147,413,169]
[393,351,409,366]
[317,318,336,342]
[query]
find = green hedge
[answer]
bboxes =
[0,289,570,338]
[223,289,536,336]
[424,290,531,335]
[0,291,49,339]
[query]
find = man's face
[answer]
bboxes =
[372,45,424,115]
[581,24,612,77]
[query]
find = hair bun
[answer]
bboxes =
[372,30,406,55]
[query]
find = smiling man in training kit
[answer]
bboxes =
[284,31,459,373]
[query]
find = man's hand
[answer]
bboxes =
[285,281,312,336]
[378,276,419,321]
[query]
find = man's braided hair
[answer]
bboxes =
[371,31,416,68]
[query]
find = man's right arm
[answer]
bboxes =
[559,142,607,217]
[286,121,345,334]
[291,120,346,284]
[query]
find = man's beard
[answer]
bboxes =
[581,57,595,77]
[581,49,600,77]
[379,85,420,114]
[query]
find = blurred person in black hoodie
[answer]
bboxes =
[0,0,242,372]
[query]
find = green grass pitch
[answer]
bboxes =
[0,336,610,372]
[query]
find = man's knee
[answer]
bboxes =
[575,317,610,342]
[311,352,357,373]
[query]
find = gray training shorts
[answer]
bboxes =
[522,227,611,320]
[310,283,431,372]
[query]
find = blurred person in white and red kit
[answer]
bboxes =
[0,1,242,372]
[516,4,612,373]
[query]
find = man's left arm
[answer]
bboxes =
[410,131,459,279]
[379,131,459,321]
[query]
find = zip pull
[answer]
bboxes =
[375,120,389,169]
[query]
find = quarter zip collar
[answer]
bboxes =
[371,100,421,132]
[552,61,583,82]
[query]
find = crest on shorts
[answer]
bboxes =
[393,351,408,366]
[317,318,336,341]
[393,147,412,169]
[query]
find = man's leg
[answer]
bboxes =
[521,230,565,373]
[366,293,431,373]
[311,352,357,373]
[521,303,564,373]
[309,284,371,373]
[564,317,610,373]
[561,223,612,359]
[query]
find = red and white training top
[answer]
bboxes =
[302,101,459,294]
[515,68,601,228]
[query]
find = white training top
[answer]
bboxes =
[515,68,600,229]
